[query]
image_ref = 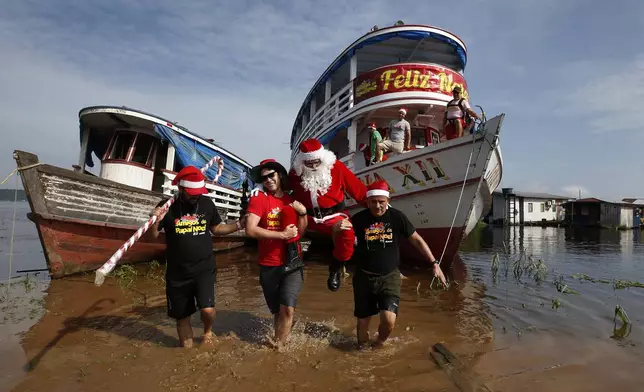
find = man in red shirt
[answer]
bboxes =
[244,159,308,348]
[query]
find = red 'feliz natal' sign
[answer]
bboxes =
[352,64,469,105]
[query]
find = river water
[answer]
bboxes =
[1,201,643,391]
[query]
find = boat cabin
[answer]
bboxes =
[76,106,253,220]
[289,23,475,171]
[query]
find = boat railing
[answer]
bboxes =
[298,82,353,145]
[161,171,243,220]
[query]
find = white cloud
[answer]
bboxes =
[555,55,644,134]
[0,0,490,185]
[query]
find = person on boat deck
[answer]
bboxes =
[442,86,480,140]
[244,159,308,348]
[367,123,383,165]
[376,108,411,162]
[149,166,242,348]
[359,124,384,167]
[350,180,447,349]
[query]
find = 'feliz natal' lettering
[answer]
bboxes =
[379,70,469,100]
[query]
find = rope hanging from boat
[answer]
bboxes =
[2,175,19,295]
[430,119,486,289]
[94,156,224,287]
[1,163,42,185]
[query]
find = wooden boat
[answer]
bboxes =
[14,106,255,278]
[289,23,503,268]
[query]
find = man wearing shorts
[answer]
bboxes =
[150,166,243,348]
[245,159,308,348]
[442,85,480,140]
[376,108,411,161]
[350,180,447,348]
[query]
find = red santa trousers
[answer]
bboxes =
[306,213,355,262]
[279,205,302,243]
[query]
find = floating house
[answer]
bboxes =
[486,188,573,225]
[564,198,644,229]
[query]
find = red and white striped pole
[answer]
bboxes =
[94,156,224,286]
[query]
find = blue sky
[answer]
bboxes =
[1,0,642,201]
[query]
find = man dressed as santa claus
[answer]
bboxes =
[288,138,368,292]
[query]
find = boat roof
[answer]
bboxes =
[78,105,253,169]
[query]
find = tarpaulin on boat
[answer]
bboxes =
[318,119,352,146]
[153,124,253,190]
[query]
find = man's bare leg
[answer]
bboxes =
[356,317,371,348]
[200,307,216,343]
[177,317,194,348]
[275,305,295,346]
[372,310,396,348]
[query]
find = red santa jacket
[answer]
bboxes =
[288,160,367,211]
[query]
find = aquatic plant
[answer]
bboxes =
[613,279,644,290]
[553,275,579,295]
[570,273,644,291]
[112,264,138,290]
[572,273,610,284]
[490,248,548,285]
[612,305,632,340]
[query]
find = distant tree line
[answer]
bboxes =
[0,189,27,201]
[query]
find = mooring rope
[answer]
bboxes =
[430,122,486,289]
[1,163,42,185]
[5,174,19,298]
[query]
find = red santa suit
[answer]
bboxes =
[288,139,367,263]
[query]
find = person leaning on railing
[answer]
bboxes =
[442,86,480,140]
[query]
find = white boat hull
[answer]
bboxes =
[343,115,504,267]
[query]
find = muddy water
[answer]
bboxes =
[1,201,644,391]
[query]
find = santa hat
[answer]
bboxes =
[398,108,407,115]
[172,166,208,196]
[297,138,325,161]
[366,180,390,198]
[358,143,367,152]
[367,123,377,129]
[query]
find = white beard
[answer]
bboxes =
[294,149,336,196]
[300,164,333,195]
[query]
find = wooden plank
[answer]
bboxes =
[430,344,493,392]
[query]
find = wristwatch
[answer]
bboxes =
[298,211,308,217]
[430,259,440,265]
[235,221,242,230]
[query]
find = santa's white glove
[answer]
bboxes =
[250,185,266,198]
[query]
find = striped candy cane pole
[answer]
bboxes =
[94,156,224,286]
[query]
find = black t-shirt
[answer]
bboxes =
[351,207,416,275]
[157,196,222,282]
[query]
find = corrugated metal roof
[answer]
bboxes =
[493,190,573,200]
[564,198,644,206]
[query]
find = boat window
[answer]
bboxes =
[131,133,156,165]
[109,132,135,160]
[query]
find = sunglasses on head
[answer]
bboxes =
[260,171,277,182]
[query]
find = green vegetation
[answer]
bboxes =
[490,242,637,339]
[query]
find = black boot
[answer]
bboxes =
[283,241,304,273]
[327,260,342,292]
